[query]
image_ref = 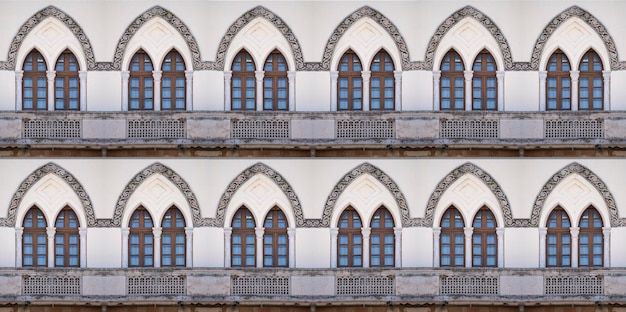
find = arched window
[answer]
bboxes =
[161,50,186,110]
[370,207,394,267]
[231,50,256,110]
[263,50,288,111]
[440,49,465,110]
[579,207,603,267]
[231,207,256,267]
[472,50,497,110]
[440,206,464,267]
[546,207,571,267]
[54,207,79,267]
[546,50,571,110]
[54,49,79,110]
[129,50,154,110]
[23,207,47,267]
[578,50,603,110]
[337,207,362,267]
[23,49,48,110]
[337,50,362,111]
[370,50,394,110]
[161,207,186,267]
[129,207,154,267]
[472,207,497,267]
[263,207,288,267]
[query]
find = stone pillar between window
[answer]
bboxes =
[432,70,441,110]
[603,227,611,267]
[496,227,505,268]
[538,71,547,111]
[288,227,296,268]
[394,227,402,268]
[121,227,129,268]
[15,70,23,110]
[153,227,162,267]
[432,227,441,267]
[496,71,505,111]
[464,227,473,267]
[223,71,232,111]
[121,71,130,111]
[255,227,264,267]
[330,71,338,111]
[570,226,579,267]
[79,71,87,111]
[255,71,264,111]
[46,71,55,111]
[539,227,547,267]
[394,71,402,111]
[185,70,193,111]
[362,71,371,111]
[330,227,338,268]
[46,227,55,267]
[15,227,23,267]
[153,70,162,111]
[185,227,193,267]
[464,70,473,111]
[603,70,611,110]
[224,227,232,267]
[362,227,371,267]
[288,71,296,111]
[570,70,579,111]
[79,227,87,268]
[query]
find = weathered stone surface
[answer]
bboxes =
[291,275,334,296]
[396,118,439,139]
[187,275,230,296]
[0,276,20,295]
[500,275,543,296]
[396,275,439,296]
[0,119,21,139]
[291,119,335,139]
[187,118,230,139]
[500,118,543,139]
[83,119,126,139]
[83,275,126,296]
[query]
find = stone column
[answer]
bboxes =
[255,71,264,111]
[464,227,473,267]
[603,227,611,267]
[288,71,296,111]
[433,227,441,266]
[79,71,88,111]
[539,227,547,267]
[255,227,264,267]
[121,71,130,111]
[224,227,232,266]
[496,227,505,268]
[496,70,505,111]
[538,71,547,111]
[394,227,402,267]
[79,227,87,268]
[185,70,193,111]
[153,70,162,111]
[570,227,579,267]
[362,227,371,267]
[603,70,611,110]
[330,227,338,268]
[121,227,130,267]
[362,70,371,111]
[185,227,193,267]
[15,70,23,110]
[330,71,339,111]
[464,70,473,111]
[223,71,232,111]
[46,71,55,111]
[288,227,296,268]
[153,227,162,267]
[394,70,402,111]
[47,227,56,267]
[432,70,441,110]
[15,227,23,267]
[570,70,579,111]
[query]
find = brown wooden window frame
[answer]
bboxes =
[440,206,465,267]
[161,49,186,110]
[22,49,48,110]
[54,49,80,110]
[263,206,288,267]
[231,50,257,111]
[263,50,289,111]
[231,206,256,267]
[578,206,603,267]
[472,49,497,111]
[370,207,395,267]
[23,206,48,267]
[129,206,154,267]
[337,50,363,111]
[337,206,363,267]
[546,206,571,267]
[472,206,497,267]
[54,206,80,267]
[440,49,465,110]
[578,49,604,110]
[128,49,154,111]
[161,207,186,267]
[370,49,395,111]
[546,49,571,110]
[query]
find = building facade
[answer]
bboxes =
[0,1,626,312]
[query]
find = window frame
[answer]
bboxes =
[578,49,604,111]
[370,207,395,267]
[578,207,603,267]
[23,206,48,267]
[546,206,571,267]
[369,50,395,111]
[440,49,465,110]
[128,49,154,111]
[263,50,289,111]
[337,50,363,111]
[263,206,289,267]
[471,49,497,111]
[161,207,186,267]
[160,49,186,110]
[54,206,80,267]
[471,206,497,267]
[22,49,48,110]
[128,206,154,267]
[231,206,256,267]
[337,206,363,267]
[231,50,257,111]
[440,206,465,267]
[546,50,571,111]
[54,49,80,111]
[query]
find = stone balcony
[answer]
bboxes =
[0,268,624,307]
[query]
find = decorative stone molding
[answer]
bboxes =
[110,162,202,227]
[211,6,306,71]
[1,162,96,227]
[424,162,514,227]
[0,6,97,71]
[530,162,622,227]
[320,6,410,71]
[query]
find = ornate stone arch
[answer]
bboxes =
[0,6,97,71]
[1,162,95,227]
[530,162,622,227]
[320,163,411,228]
[527,6,624,71]
[111,162,202,227]
[419,5,515,71]
[319,6,410,71]
[211,6,306,71]
[424,162,514,227]
[213,162,304,227]
[107,6,202,71]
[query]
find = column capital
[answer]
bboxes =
[287,227,296,236]
[287,70,296,79]
[361,227,371,237]
[255,227,265,237]
[79,227,88,235]
[361,70,371,80]
[121,227,130,235]
[570,70,580,80]
[152,227,162,237]
[46,227,56,236]
[602,227,611,237]
[393,227,402,236]
[463,227,474,236]
[330,227,339,235]
[223,70,232,79]
[152,70,162,81]
[255,70,264,81]
[79,70,88,78]
[570,226,580,237]
[496,227,505,235]
[121,70,130,78]
[432,227,441,236]
[15,227,24,235]
[185,227,194,236]
[46,70,56,80]
[185,70,194,78]
[538,70,547,78]
[224,227,232,236]
[496,70,505,78]
[463,70,473,80]
[432,70,441,79]
[330,70,339,78]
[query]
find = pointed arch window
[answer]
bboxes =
[579,207,603,267]
[232,207,256,267]
[23,207,48,267]
[472,50,497,110]
[338,207,362,267]
[440,206,464,267]
[370,50,394,110]
[161,207,186,267]
[129,50,154,110]
[23,50,48,110]
[578,50,603,110]
[263,207,288,267]
[546,207,571,267]
[232,50,256,110]
[472,207,497,267]
[129,207,154,267]
[54,207,79,267]
[337,50,363,111]
[440,50,465,110]
[263,50,288,111]
[546,50,571,110]
[370,207,394,267]
[161,50,186,110]
[54,50,80,110]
